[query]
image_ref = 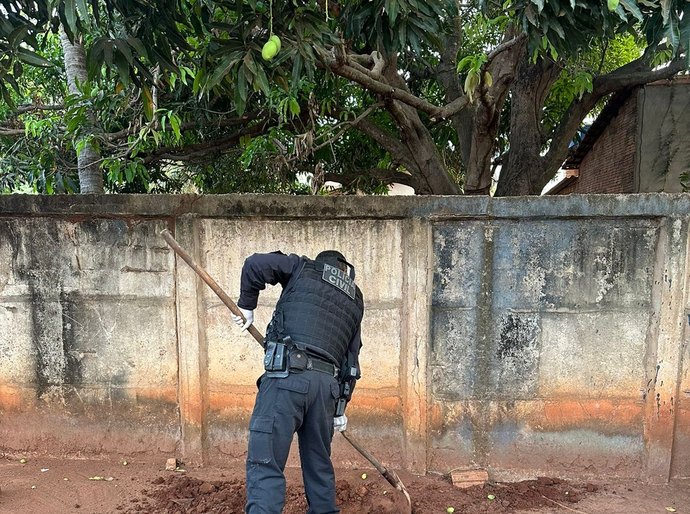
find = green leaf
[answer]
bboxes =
[193,67,205,95]
[170,115,181,141]
[291,54,303,91]
[64,0,78,33]
[385,0,400,24]
[16,48,53,67]
[90,0,100,25]
[660,0,671,24]
[289,97,300,116]
[237,66,248,102]
[126,37,148,59]
[1,67,18,93]
[253,64,270,95]
[113,51,130,85]
[206,52,241,90]
[115,40,134,65]
[234,86,246,116]
[125,163,135,182]
[457,56,474,72]
[525,4,538,26]
[607,0,620,12]
[0,83,15,109]
[547,18,566,39]
[8,26,29,49]
[531,0,545,13]
[665,14,680,50]
[620,0,643,21]
[76,0,90,26]
[103,39,113,66]
[142,86,154,121]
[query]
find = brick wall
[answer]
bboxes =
[560,94,638,194]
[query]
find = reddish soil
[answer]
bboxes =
[1,454,688,514]
[121,472,593,514]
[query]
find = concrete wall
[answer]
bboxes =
[0,194,688,483]
[636,80,690,193]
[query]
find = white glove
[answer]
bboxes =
[231,307,254,332]
[333,415,348,432]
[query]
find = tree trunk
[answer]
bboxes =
[457,103,503,195]
[495,55,560,196]
[381,57,459,195]
[437,25,525,195]
[388,100,459,194]
[59,27,103,194]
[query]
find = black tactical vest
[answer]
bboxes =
[266,258,364,365]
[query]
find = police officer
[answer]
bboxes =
[232,250,364,514]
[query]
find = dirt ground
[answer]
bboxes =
[0,454,688,514]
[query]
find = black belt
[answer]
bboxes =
[306,355,339,377]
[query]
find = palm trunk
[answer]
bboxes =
[59,27,103,194]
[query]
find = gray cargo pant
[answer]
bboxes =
[245,370,341,514]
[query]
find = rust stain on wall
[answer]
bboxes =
[542,400,643,430]
[0,385,27,409]
[209,389,257,411]
[428,402,444,431]
[675,406,690,426]
[206,387,402,421]
[133,387,178,405]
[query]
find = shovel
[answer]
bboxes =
[161,229,413,513]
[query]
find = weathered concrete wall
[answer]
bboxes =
[637,80,690,193]
[0,216,179,454]
[0,194,688,482]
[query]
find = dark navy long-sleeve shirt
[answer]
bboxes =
[238,251,363,398]
[237,252,302,311]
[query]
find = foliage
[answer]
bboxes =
[0,0,688,195]
[543,33,643,138]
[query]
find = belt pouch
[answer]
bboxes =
[289,350,308,372]
[264,342,288,373]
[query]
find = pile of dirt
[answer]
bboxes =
[118,473,596,513]
[407,475,597,513]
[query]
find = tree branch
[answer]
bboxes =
[141,118,274,164]
[0,127,26,136]
[323,168,415,188]
[14,104,64,115]
[436,18,464,102]
[351,117,417,171]
[485,32,528,64]
[105,112,262,143]
[591,55,686,97]
[287,103,384,164]
[328,58,444,118]
[543,56,686,176]
[325,45,478,120]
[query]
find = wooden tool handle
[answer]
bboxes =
[161,229,265,347]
